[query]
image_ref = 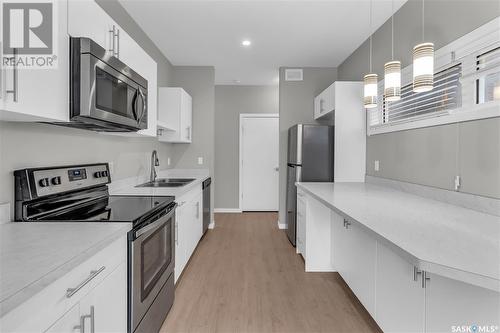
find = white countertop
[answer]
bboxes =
[109,168,210,198]
[0,222,130,317]
[296,182,500,291]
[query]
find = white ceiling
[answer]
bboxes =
[119,0,407,85]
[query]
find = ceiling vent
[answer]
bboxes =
[285,69,303,81]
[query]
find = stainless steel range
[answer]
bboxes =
[14,163,176,333]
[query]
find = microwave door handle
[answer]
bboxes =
[137,89,146,125]
[132,89,140,122]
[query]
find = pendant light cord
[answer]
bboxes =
[422,0,425,41]
[391,0,394,60]
[369,0,373,72]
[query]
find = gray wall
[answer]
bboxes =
[214,85,279,209]
[278,67,337,224]
[0,0,177,219]
[338,0,500,199]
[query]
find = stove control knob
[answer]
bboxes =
[94,171,102,178]
[38,178,50,187]
[51,176,62,185]
[101,170,109,177]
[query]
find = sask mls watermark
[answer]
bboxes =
[2,1,58,69]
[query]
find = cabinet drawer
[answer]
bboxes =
[2,235,127,333]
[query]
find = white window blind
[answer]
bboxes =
[476,47,500,104]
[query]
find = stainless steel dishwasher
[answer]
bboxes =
[202,178,211,234]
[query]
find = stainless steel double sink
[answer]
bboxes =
[135,178,195,188]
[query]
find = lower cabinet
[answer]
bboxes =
[375,242,425,333]
[296,191,307,256]
[425,273,500,333]
[44,304,80,333]
[78,262,127,333]
[174,186,203,283]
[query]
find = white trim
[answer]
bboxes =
[214,208,242,213]
[368,17,500,136]
[277,220,286,230]
[369,102,500,135]
[239,113,280,212]
[208,222,215,229]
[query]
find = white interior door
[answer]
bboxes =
[241,115,279,211]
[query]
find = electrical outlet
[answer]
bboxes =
[167,157,171,166]
[198,157,203,165]
[108,162,114,175]
[374,160,380,172]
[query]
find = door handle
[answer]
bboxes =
[74,306,94,333]
[196,201,200,219]
[6,48,18,102]
[413,266,422,281]
[116,28,120,58]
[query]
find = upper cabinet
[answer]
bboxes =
[314,84,335,120]
[68,0,158,137]
[0,0,157,137]
[157,87,193,143]
[0,1,69,122]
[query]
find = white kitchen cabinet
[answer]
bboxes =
[375,242,425,333]
[79,262,127,333]
[0,1,69,122]
[314,85,335,119]
[332,211,348,280]
[174,185,203,283]
[296,191,307,257]
[69,0,158,138]
[157,88,193,143]
[43,304,80,333]
[425,273,500,333]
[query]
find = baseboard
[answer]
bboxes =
[208,222,215,229]
[214,208,242,213]
[277,220,286,229]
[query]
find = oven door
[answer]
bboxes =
[130,208,175,332]
[78,54,147,130]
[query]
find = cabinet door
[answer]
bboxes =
[345,221,377,317]
[44,304,80,333]
[376,242,425,333]
[332,212,349,281]
[67,0,113,51]
[425,273,500,333]
[296,194,307,256]
[1,1,69,122]
[180,91,193,142]
[79,262,127,333]
[174,203,187,283]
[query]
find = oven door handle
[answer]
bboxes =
[134,208,175,239]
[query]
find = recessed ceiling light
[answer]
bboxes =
[241,40,251,47]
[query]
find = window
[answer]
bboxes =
[476,47,500,104]
[368,17,500,136]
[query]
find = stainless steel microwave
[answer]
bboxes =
[67,37,148,132]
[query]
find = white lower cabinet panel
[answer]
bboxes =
[44,304,80,333]
[304,197,333,272]
[79,262,127,333]
[376,242,425,333]
[425,273,500,333]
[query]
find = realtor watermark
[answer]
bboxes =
[452,325,499,333]
[2,0,58,69]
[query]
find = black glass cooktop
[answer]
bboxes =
[35,195,175,222]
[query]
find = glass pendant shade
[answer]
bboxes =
[413,42,434,92]
[384,61,401,101]
[364,74,378,108]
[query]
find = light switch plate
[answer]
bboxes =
[198,157,203,165]
[374,160,380,172]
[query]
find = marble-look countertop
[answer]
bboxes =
[109,168,210,198]
[0,222,130,317]
[296,182,500,292]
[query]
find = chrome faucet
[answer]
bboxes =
[150,150,160,182]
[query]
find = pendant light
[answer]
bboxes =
[364,0,378,109]
[413,0,434,93]
[384,0,401,101]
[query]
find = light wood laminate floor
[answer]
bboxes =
[161,212,381,333]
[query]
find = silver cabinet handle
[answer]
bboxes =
[175,221,179,245]
[319,99,324,113]
[422,271,431,288]
[116,28,120,58]
[343,219,351,229]
[413,266,422,281]
[109,26,116,55]
[66,267,105,298]
[196,201,200,219]
[6,48,18,102]
[73,306,94,333]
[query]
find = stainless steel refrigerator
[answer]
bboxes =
[286,124,334,246]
